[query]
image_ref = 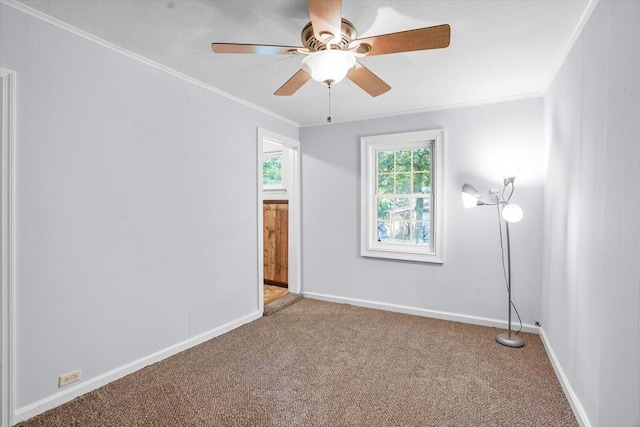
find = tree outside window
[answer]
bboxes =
[263,154,282,186]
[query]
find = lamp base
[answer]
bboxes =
[496,332,524,348]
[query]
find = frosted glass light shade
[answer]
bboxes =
[302,50,356,84]
[461,183,482,208]
[502,203,523,223]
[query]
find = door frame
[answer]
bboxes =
[257,128,301,311]
[1,67,16,427]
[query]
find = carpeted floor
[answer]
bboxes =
[18,299,577,426]
[263,292,303,316]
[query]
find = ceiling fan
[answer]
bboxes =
[211,0,450,98]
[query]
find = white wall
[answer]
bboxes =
[0,3,297,413]
[542,1,640,425]
[300,98,544,325]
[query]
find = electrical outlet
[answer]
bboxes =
[58,369,81,388]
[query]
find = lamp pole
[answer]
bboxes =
[496,219,524,348]
[462,178,525,348]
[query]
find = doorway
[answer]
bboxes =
[263,198,289,303]
[257,129,301,312]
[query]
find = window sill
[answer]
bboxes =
[361,246,444,264]
[263,188,287,194]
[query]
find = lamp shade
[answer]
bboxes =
[502,203,523,223]
[302,50,356,84]
[461,183,482,208]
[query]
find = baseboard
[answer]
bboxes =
[302,291,539,333]
[538,327,591,427]
[13,310,262,424]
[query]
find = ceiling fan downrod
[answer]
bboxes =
[326,83,333,123]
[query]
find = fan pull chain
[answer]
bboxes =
[327,83,333,123]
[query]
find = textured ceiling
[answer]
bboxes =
[9,0,593,126]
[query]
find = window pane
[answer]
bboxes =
[391,198,411,222]
[378,174,394,194]
[377,221,390,242]
[394,206,412,221]
[390,221,411,242]
[387,221,399,240]
[263,156,282,185]
[396,173,411,194]
[377,198,393,220]
[413,173,430,193]
[413,197,429,221]
[396,149,412,172]
[413,221,430,244]
[378,151,394,173]
[413,148,430,172]
[395,198,411,210]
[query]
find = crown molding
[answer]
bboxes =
[0,0,300,128]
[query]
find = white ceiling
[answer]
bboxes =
[10,0,593,126]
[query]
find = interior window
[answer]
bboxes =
[263,154,282,186]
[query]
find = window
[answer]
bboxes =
[361,129,444,263]
[263,154,282,186]
[262,139,288,195]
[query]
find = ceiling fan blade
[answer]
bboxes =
[307,0,342,45]
[352,24,451,56]
[347,62,391,97]
[212,43,303,55]
[274,69,311,96]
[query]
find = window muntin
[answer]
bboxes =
[361,129,444,263]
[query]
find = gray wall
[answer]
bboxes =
[5,0,639,423]
[1,4,297,409]
[541,1,640,425]
[300,98,544,324]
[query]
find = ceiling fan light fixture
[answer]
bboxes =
[212,2,451,98]
[302,50,356,85]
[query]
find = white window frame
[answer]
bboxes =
[360,129,444,263]
[262,142,287,195]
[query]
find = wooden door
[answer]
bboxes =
[263,201,288,286]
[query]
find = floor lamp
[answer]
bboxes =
[461,174,525,348]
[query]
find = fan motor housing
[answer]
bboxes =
[301,19,357,51]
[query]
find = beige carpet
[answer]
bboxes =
[18,299,577,426]
[263,292,303,316]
